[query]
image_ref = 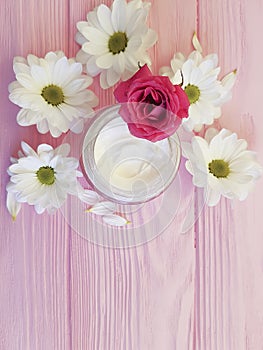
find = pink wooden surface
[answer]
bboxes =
[1,1,263,349]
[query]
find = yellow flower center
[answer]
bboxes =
[41,84,64,106]
[208,159,230,178]
[108,32,128,55]
[184,84,200,104]
[36,166,55,185]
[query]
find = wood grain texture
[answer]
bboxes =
[196,1,263,349]
[0,0,263,349]
[0,1,72,349]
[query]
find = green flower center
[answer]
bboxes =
[208,159,230,178]
[184,84,200,104]
[108,32,128,55]
[41,84,64,106]
[36,166,55,185]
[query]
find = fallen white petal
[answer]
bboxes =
[79,189,100,206]
[86,201,115,215]
[6,191,21,221]
[103,214,130,226]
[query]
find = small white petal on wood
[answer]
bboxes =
[103,214,131,226]
[87,201,115,215]
[78,189,100,206]
[6,190,21,221]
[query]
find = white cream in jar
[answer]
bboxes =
[82,105,180,204]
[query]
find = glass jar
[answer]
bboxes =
[81,104,181,204]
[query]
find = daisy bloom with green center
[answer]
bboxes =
[6,142,84,215]
[160,33,237,132]
[75,0,157,89]
[8,51,99,138]
[182,128,262,206]
[6,142,130,226]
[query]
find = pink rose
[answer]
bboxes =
[114,65,189,142]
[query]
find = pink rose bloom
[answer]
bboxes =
[114,65,189,142]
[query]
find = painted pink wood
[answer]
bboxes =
[195,1,263,349]
[0,1,263,349]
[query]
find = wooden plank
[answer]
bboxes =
[196,0,263,348]
[1,0,263,348]
[0,0,72,348]
[67,0,197,348]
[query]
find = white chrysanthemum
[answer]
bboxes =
[6,142,129,226]
[160,33,236,131]
[75,0,157,89]
[6,142,83,214]
[9,51,98,137]
[182,128,262,206]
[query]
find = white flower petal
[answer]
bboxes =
[70,119,84,134]
[16,73,39,91]
[112,52,125,74]
[206,187,222,206]
[16,109,41,126]
[127,36,142,51]
[54,143,70,157]
[221,70,237,91]
[6,143,83,214]
[192,32,203,53]
[78,189,100,205]
[21,141,37,157]
[37,144,54,154]
[96,53,114,69]
[34,204,46,214]
[164,44,236,129]
[13,62,30,75]
[75,0,156,89]
[142,28,157,49]
[103,214,130,226]
[27,54,40,66]
[6,190,22,220]
[30,65,50,86]
[85,55,103,76]
[106,68,120,87]
[9,51,98,137]
[82,42,108,56]
[37,119,50,134]
[82,26,109,44]
[97,4,114,35]
[205,127,219,143]
[111,0,127,32]
[87,201,115,215]
[184,129,262,207]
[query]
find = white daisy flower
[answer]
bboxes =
[160,33,236,131]
[182,128,262,206]
[75,0,157,89]
[6,142,130,226]
[8,51,98,137]
[6,142,83,215]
